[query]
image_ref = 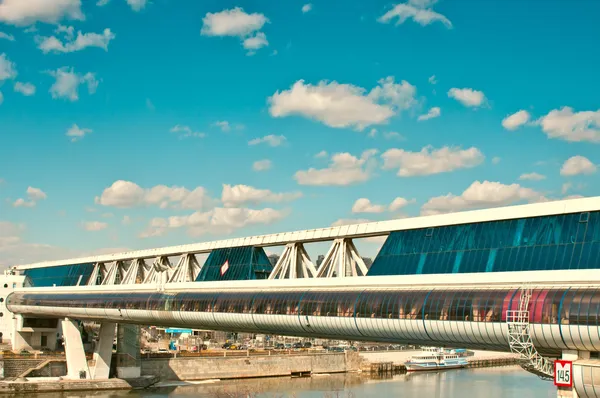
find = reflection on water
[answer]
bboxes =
[12,367,555,398]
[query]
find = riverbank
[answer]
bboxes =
[0,375,159,394]
[0,349,522,394]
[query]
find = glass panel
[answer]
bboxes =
[23,263,95,287]
[369,211,600,276]
[195,246,274,282]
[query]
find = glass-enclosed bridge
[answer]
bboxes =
[5,196,600,395]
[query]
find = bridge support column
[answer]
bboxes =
[116,324,141,378]
[62,318,91,379]
[91,322,116,379]
[558,350,590,398]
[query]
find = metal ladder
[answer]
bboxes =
[506,286,555,380]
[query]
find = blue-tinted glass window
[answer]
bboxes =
[24,263,95,287]
[195,246,274,282]
[368,211,600,276]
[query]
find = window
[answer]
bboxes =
[368,211,600,276]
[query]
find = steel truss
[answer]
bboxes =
[506,286,555,380]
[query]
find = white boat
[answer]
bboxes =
[404,347,469,372]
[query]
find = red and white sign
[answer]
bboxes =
[554,360,573,387]
[220,260,230,276]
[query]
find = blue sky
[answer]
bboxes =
[0,0,599,266]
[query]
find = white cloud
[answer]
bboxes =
[170,124,205,138]
[448,88,486,107]
[0,221,24,245]
[409,0,439,7]
[13,198,35,208]
[0,91,3,105]
[382,145,484,177]
[0,53,17,81]
[48,67,98,101]
[36,28,115,53]
[492,156,501,164]
[561,182,572,195]
[519,172,546,181]
[95,180,215,210]
[201,7,268,37]
[368,128,377,138]
[122,215,132,225]
[502,110,530,131]
[421,180,543,216]
[212,120,230,132]
[13,186,47,208]
[417,106,440,121]
[221,184,301,207]
[55,24,74,38]
[537,107,600,143]
[384,131,404,140]
[367,77,417,110]
[268,77,416,130]
[83,221,108,231]
[66,123,92,142]
[253,159,272,171]
[295,149,377,186]
[141,207,287,238]
[27,186,47,200]
[351,196,415,214]
[0,222,127,267]
[14,82,35,96]
[302,4,313,13]
[97,0,110,6]
[428,75,437,84]
[201,7,269,53]
[0,32,15,41]
[0,0,84,26]
[389,197,415,212]
[243,32,268,53]
[560,155,597,176]
[126,0,147,11]
[352,198,386,214]
[248,134,286,147]
[315,150,328,158]
[378,1,452,29]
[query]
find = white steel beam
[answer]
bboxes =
[12,196,600,270]
[142,256,172,285]
[316,238,369,278]
[86,263,101,286]
[168,254,202,283]
[269,243,317,279]
[121,259,146,285]
[100,261,125,286]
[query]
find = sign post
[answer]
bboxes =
[554,360,573,388]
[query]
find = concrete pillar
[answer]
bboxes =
[116,324,141,378]
[62,318,91,380]
[557,350,590,398]
[91,322,116,379]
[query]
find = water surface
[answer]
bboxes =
[16,366,555,398]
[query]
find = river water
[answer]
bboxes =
[20,367,556,398]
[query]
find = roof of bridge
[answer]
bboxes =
[12,195,600,270]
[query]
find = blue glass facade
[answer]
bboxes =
[23,263,95,287]
[195,246,273,282]
[368,211,600,276]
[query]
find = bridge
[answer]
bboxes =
[4,196,600,397]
